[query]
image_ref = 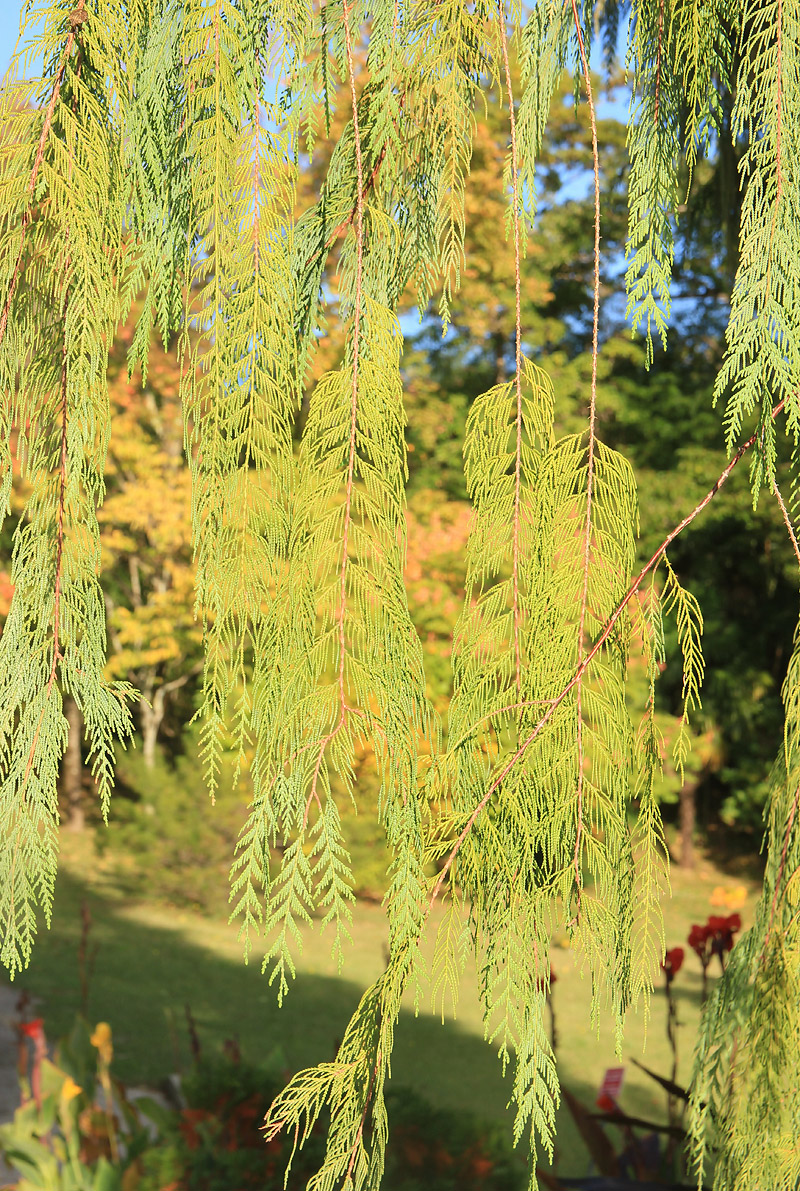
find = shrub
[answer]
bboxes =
[134,1049,527,1191]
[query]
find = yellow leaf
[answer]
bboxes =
[61,1075,83,1103]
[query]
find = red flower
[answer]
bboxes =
[661,947,684,981]
[18,1018,44,1040]
[689,914,741,968]
[17,1018,46,1109]
[706,913,741,956]
[688,923,711,962]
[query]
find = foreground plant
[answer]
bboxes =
[0,1013,162,1191]
[1,0,799,1187]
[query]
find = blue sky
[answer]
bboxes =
[1,5,42,79]
[1,7,24,78]
[1,3,631,103]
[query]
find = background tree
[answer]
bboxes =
[100,309,204,768]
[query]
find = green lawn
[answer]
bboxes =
[3,830,761,1182]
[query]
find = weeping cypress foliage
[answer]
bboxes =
[1,0,799,1187]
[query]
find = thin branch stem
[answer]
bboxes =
[444,697,557,758]
[303,94,405,275]
[772,478,800,568]
[654,0,665,129]
[344,1051,380,1182]
[569,0,601,924]
[338,0,364,729]
[497,0,524,697]
[299,0,366,831]
[430,401,786,906]
[761,783,799,962]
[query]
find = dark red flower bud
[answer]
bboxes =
[706,913,741,956]
[661,947,684,981]
[688,924,710,960]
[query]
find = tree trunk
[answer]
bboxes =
[678,781,696,870]
[62,695,85,831]
[141,686,166,769]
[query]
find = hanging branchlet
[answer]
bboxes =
[0,1,137,975]
[713,0,800,500]
[625,0,681,363]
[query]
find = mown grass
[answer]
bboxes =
[3,829,761,1181]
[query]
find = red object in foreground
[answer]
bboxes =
[596,1066,625,1112]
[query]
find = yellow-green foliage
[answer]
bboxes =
[688,627,800,1190]
[1,1,799,1189]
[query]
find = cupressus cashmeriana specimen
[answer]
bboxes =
[0,0,798,1185]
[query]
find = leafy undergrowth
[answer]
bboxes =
[139,1054,526,1191]
[6,834,761,1180]
[0,1011,527,1191]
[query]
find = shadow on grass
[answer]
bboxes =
[2,867,691,1183]
[699,824,767,886]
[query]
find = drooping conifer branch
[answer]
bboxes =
[301,0,366,831]
[14,38,84,801]
[432,400,786,906]
[715,0,799,490]
[12,281,71,822]
[761,782,799,960]
[0,24,78,346]
[625,0,680,361]
[758,0,784,434]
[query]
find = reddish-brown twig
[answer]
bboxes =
[654,0,665,129]
[298,0,367,835]
[343,1051,380,1183]
[569,0,601,924]
[497,1,524,697]
[302,94,405,277]
[772,478,800,568]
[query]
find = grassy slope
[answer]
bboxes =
[4,831,760,1181]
